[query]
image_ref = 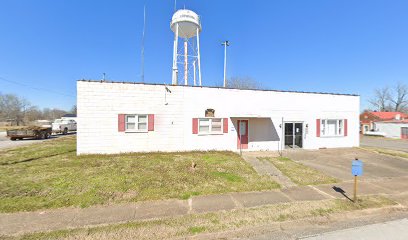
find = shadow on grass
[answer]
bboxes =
[0,149,76,166]
[332,186,354,202]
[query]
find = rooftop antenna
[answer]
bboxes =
[141,4,146,82]
[174,0,177,12]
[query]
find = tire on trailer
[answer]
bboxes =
[37,131,46,139]
[44,132,50,139]
[10,137,16,141]
[63,128,68,135]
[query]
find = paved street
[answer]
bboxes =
[361,135,408,152]
[302,218,408,240]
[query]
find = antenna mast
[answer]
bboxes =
[141,4,146,82]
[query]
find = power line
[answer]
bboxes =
[0,77,76,98]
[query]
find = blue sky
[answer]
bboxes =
[0,0,407,111]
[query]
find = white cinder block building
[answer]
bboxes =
[77,80,360,155]
[373,120,408,139]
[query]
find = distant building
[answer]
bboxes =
[77,80,360,155]
[360,111,408,134]
[373,119,408,139]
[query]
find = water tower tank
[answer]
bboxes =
[171,10,201,38]
[170,9,202,86]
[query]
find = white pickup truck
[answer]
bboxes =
[52,119,77,134]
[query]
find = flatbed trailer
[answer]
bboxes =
[6,126,52,141]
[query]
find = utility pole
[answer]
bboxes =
[222,40,230,88]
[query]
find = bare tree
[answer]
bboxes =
[226,76,261,90]
[70,105,77,114]
[369,83,408,113]
[368,87,391,111]
[388,83,408,112]
[0,93,31,125]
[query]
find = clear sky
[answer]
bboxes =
[1,0,407,111]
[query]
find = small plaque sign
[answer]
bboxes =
[352,160,363,176]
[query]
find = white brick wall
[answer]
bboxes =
[77,81,360,154]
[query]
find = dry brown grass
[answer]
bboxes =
[13,196,396,240]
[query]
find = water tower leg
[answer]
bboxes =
[196,29,202,86]
[172,23,179,85]
[184,39,188,85]
[193,60,196,86]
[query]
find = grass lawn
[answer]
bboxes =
[0,136,279,213]
[259,157,339,185]
[361,147,408,159]
[10,196,396,240]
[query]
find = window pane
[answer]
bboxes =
[338,120,343,135]
[239,121,246,135]
[199,126,210,132]
[126,123,135,130]
[326,120,337,136]
[138,123,147,130]
[138,115,147,123]
[212,126,222,132]
[211,118,222,132]
[126,115,136,123]
[199,119,210,126]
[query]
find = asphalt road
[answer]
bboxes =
[361,135,408,152]
[0,131,74,150]
[302,218,408,240]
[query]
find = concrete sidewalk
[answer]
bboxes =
[1,176,407,236]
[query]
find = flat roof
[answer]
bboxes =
[77,79,359,97]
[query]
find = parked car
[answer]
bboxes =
[52,119,77,134]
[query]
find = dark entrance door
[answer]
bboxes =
[402,127,408,139]
[284,122,303,148]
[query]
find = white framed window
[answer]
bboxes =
[198,118,223,134]
[321,119,343,137]
[125,114,148,132]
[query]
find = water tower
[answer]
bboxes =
[170,9,202,86]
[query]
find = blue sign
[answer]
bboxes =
[352,160,363,176]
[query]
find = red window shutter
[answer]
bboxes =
[148,114,154,131]
[316,119,321,137]
[223,118,228,133]
[192,118,198,134]
[344,119,348,136]
[118,114,125,132]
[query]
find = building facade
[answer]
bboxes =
[360,111,407,134]
[77,80,360,155]
[373,120,408,139]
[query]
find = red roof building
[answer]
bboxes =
[360,111,408,134]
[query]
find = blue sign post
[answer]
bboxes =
[352,158,363,202]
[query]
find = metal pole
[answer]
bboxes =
[193,60,196,86]
[184,39,188,85]
[172,23,179,85]
[354,175,357,202]
[196,28,202,86]
[222,41,229,88]
[223,42,227,87]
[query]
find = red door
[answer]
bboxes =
[402,127,408,139]
[237,120,249,149]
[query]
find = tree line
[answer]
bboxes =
[368,83,408,113]
[0,93,76,126]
